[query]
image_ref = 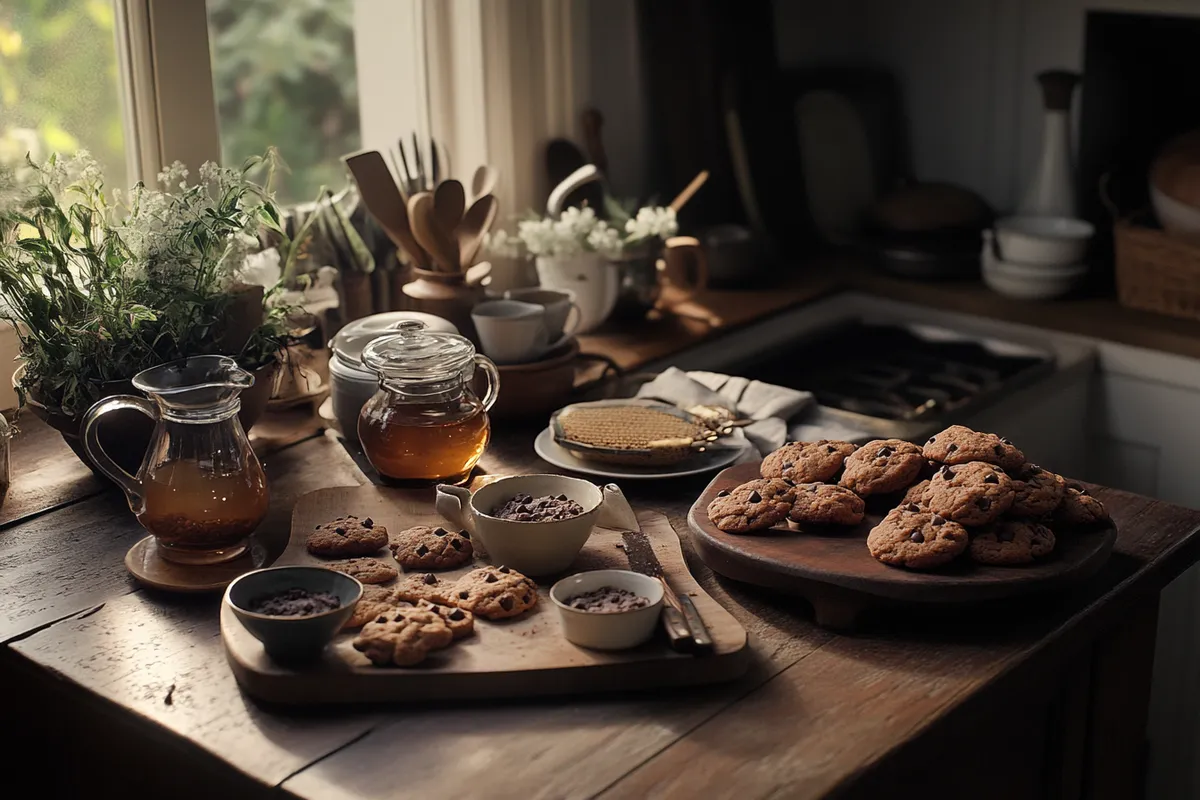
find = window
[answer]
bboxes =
[0,0,129,188]
[204,0,361,205]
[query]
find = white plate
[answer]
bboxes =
[533,427,749,480]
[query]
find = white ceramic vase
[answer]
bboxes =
[534,253,619,334]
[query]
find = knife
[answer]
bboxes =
[602,484,714,655]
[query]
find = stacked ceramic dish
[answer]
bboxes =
[982,216,1093,300]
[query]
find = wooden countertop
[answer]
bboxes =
[4,415,1200,798]
[580,258,1200,372]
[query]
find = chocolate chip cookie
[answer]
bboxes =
[307,515,388,557]
[925,462,1014,526]
[345,584,400,629]
[352,607,455,667]
[1009,463,1066,518]
[866,507,969,569]
[389,525,474,570]
[761,440,858,483]
[838,439,925,496]
[969,520,1056,565]
[391,572,455,605]
[415,600,475,639]
[707,478,796,533]
[788,483,866,526]
[922,425,1025,472]
[325,557,398,584]
[450,565,539,620]
[903,479,932,508]
[1055,486,1110,527]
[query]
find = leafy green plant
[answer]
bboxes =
[0,150,290,417]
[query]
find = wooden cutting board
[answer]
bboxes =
[222,485,750,704]
[688,462,1118,629]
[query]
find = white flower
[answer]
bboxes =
[586,221,623,259]
[483,229,523,259]
[624,206,678,242]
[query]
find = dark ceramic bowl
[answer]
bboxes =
[224,566,362,663]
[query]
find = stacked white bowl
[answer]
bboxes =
[982,216,1093,300]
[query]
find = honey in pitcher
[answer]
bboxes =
[358,399,490,486]
[137,459,270,564]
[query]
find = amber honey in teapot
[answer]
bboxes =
[358,321,499,485]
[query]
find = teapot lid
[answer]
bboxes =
[330,311,459,369]
[360,321,476,383]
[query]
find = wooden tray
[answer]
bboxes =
[222,485,750,704]
[688,463,1118,629]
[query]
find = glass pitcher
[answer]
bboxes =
[358,320,499,486]
[82,355,269,565]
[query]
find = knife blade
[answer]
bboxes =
[621,528,693,652]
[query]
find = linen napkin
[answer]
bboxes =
[635,367,870,458]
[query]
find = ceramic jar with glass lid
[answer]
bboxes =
[328,311,459,441]
[358,321,499,485]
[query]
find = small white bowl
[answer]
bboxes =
[550,569,664,650]
[995,216,1094,266]
[983,258,1087,300]
[1150,184,1200,241]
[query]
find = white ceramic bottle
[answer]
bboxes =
[1019,70,1082,218]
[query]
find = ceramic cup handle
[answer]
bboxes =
[81,395,158,513]
[562,301,583,337]
[435,484,475,534]
[474,354,501,411]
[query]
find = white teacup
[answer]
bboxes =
[471,299,569,365]
[435,476,629,575]
[503,288,581,341]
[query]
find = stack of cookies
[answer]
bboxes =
[305,516,539,666]
[705,426,1110,572]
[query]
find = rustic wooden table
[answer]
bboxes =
[3,415,1198,800]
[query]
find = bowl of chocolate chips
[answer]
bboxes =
[436,474,618,575]
[550,569,664,650]
[225,565,363,662]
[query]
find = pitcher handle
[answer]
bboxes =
[81,395,158,512]
[435,484,475,534]
[474,354,501,411]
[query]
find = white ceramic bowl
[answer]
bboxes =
[994,216,1094,266]
[550,569,664,650]
[435,474,610,575]
[983,258,1087,301]
[1150,184,1200,241]
[225,566,363,663]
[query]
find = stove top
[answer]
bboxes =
[743,322,1051,422]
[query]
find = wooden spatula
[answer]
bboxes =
[343,150,429,268]
[457,194,498,267]
[408,191,461,272]
[434,179,466,234]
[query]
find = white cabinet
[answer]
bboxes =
[1083,345,1200,800]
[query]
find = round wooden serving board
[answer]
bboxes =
[688,462,1118,629]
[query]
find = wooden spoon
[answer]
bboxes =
[433,179,466,234]
[470,165,498,203]
[408,191,461,272]
[457,194,498,267]
[343,150,429,268]
[669,170,710,213]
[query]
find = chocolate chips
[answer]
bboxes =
[878,446,894,457]
[334,527,347,536]
[499,596,514,611]
[494,492,585,522]
[825,445,837,453]
[983,473,999,484]
[484,572,498,583]
[993,444,1004,456]
[927,435,937,443]
[716,490,730,498]
[247,587,342,617]
[416,544,429,556]
[433,527,447,537]
[450,538,463,550]
[448,609,466,621]
[782,462,794,470]
[362,518,374,528]
[977,497,991,510]
[947,443,958,452]
[903,502,921,512]
[498,565,511,574]
[910,531,926,543]
[565,586,651,613]
[939,465,955,478]
[422,573,438,585]
[931,515,946,526]
[748,491,762,503]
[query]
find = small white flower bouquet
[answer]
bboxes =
[486,203,678,261]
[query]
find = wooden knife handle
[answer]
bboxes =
[661,606,693,652]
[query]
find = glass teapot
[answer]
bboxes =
[82,356,269,565]
[358,320,499,486]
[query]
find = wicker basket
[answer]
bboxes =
[1114,214,1200,320]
